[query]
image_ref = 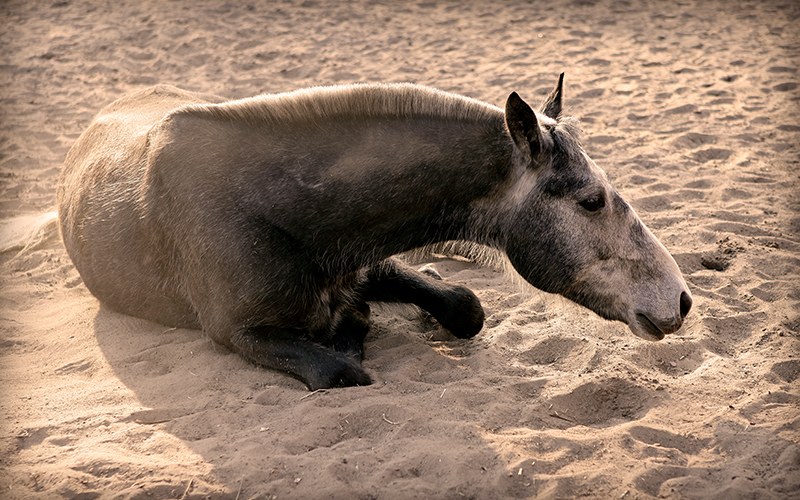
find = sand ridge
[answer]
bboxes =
[1,0,798,498]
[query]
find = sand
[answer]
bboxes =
[1,0,798,498]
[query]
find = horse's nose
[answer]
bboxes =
[679,290,692,321]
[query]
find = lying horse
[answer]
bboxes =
[58,75,692,390]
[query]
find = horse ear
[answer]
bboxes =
[505,91,542,161]
[540,73,564,120]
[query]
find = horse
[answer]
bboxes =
[57,75,692,390]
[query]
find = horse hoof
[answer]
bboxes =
[308,357,372,390]
[437,285,485,339]
[418,264,443,280]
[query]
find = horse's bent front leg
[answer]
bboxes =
[227,325,372,390]
[362,259,485,338]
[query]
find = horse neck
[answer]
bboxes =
[261,114,514,270]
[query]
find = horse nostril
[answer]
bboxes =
[679,291,692,320]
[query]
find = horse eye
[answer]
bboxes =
[579,194,606,212]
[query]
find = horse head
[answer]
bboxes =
[500,74,691,341]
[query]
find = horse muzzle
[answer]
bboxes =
[630,290,693,341]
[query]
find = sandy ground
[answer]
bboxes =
[1,0,799,498]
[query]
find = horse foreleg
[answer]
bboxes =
[227,326,372,390]
[361,259,484,338]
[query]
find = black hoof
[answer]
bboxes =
[308,357,372,390]
[434,285,485,338]
[418,264,443,280]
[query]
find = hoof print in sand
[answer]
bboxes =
[545,378,657,427]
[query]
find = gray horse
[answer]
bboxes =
[58,75,692,390]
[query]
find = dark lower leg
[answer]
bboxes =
[361,259,485,338]
[227,326,372,390]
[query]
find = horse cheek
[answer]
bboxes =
[504,203,582,295]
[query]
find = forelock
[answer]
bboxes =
[549,115,585,160]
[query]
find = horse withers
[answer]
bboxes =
[58,75,692,390]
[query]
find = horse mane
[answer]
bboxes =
[173,83,505,127]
